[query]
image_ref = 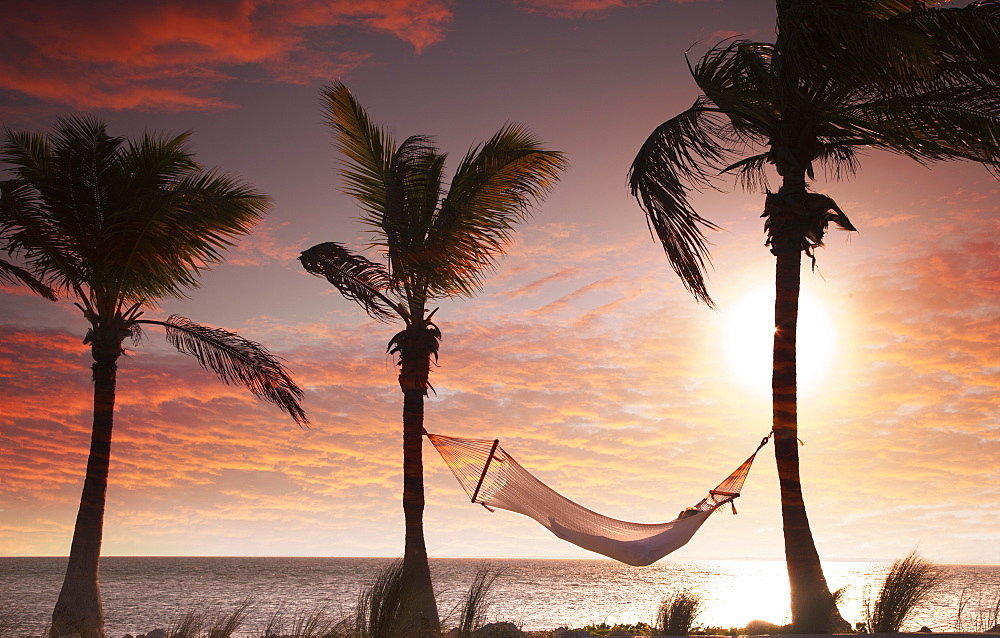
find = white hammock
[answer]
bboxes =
[426,432,770,566]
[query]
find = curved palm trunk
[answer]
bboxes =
[770,179,844,632]
[397,327,440,636]
[51,344,120,638]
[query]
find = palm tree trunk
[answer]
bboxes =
[771,198,843,632]
[51,346,119,638]
[398,331,440,636]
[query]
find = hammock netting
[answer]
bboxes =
[426,432,767,566]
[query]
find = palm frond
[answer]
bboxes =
[628,99,737,306]
[0,178,86,298]
[101,166,270,304]
[722,152,771,192]
[299,242,405,323]
[425,123,566,298]
[694,41,781,138]
[321,82,396,221]
[144,315,308,425]
[0,257,58,300]
[829,89,1000,168]
[372,134,446,303]
[896,0,1000,86]
[777,0,943,88]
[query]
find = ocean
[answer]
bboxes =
[1,558,998,634]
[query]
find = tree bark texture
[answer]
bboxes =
[51,344,120,638]
[398,326,440,635]
[772,243,841,633]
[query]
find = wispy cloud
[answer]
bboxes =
[0,0,454,111]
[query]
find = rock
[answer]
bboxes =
[475,621,525,637]
[145,629,168,638]
[987,625,1000,634]
[918,627,933,633]
[552,629,593,638]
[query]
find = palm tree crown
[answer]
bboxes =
[307,83,567,318]
[630,0,999,305]
[1,116,307,419]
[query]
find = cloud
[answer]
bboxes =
[1,207,997,562]
[0,0,454,111]
[224,222,312,268]
[513,0,655,18]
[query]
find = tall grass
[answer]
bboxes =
[259,606,342,638]
[350,559,425,638]
[0,610,22,638]
[167,597,255,638]
[955,587,1000,633]
[451,564,504,637]
[168,609,207,638]
[656,591,702,635]
[864,551,944,632]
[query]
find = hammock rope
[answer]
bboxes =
[426,431,771,566]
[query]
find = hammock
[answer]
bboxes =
[426,432,770,566]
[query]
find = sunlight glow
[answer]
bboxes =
[722,287,837,397]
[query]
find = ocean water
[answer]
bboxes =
[1,558,998,634]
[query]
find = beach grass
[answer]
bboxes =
[955,587,1000,633]
[656,591,702,635]
[863,551,944,633]
[0,610,21,637]
[447,563,504,637]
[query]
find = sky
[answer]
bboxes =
[0,0,997,568]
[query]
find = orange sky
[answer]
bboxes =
[1,0,998,565]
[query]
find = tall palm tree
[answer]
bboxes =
[628,1,999,630]
[0,116,308,638]
[300,82,565,634]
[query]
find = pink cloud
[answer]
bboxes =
[0,0,454,111]
[224,222,313,267]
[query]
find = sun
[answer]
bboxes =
[721,286,837,396]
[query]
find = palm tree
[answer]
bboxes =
[628,1,999,631]
[299,82,565,634]
[0,116,308,638]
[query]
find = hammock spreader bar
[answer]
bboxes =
[470,439,500,510]
[426,431,770,566]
